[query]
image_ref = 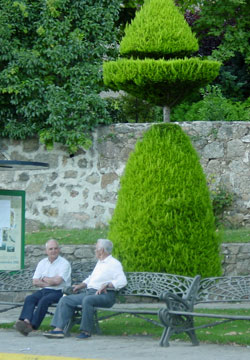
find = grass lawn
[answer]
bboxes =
[2,308,250,346]
[223,228,250,243]
[25,227,109,245]
[25,227,250,245]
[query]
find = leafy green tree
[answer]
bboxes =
[0,0,120,153]
[171,85,250,121]
[103,0,221,122]
[108,123,221,277]
[192,0,250,102]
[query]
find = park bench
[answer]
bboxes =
[158,275,250,346]
[1,264,250,347]
[63,271,201,346]
[0,263,200,347]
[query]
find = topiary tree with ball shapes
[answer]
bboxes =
[103,0,221,122]
[108,123,221,277]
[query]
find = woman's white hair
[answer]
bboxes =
[97,239,113,254]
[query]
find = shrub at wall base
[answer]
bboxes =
[108,123,221,277]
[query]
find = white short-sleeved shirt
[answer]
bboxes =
[33,255,71,290]
[83,255,127,290]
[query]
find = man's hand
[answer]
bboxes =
[33,277,50,288]
[96,282,113,295]
[73,283,86,293]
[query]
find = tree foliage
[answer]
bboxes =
[119,0,249,103]
[119,0,198,58]
[171,85,250,121]
[108,124,221,277]
[0,0,120,153]
[192,0,250,101]
[104,57,221,107]
[103,0,220,121]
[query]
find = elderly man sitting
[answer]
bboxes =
[15,239,71,336]
[44,238,127,339]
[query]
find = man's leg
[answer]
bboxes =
[80,289,116,335]
[19,290,43,323]
[31,289,62,329]
[51,292,85,330]
[16,290,43,335]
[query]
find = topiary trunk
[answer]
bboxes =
[108,123,221,277]
[163,106,170,122]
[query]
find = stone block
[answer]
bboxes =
[64,170,78,179]
[101,172,118,189]
[42,206,59,217]
[203,142,224,158]
[227,139,245,158]
[223,254,236,264]
[18,172,30,182]
[86,172,100,184]
[240,244,250,253]
[78,158,88,168]
[224,244,240,255]
[60,246,76,254]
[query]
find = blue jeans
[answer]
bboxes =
[19,288,63,329]
[51,288,116,334]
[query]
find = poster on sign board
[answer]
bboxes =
[0,190,25,270]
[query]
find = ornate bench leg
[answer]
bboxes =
[186,328,199,346]
[159,327,172,347]
[158,308,200,346]
[183,316,199,346]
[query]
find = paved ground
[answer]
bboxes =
[1,328,250,360]
[1,304,250,360]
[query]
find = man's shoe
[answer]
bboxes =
[76,332,91,339]
[15,320,33,336]
[43,330,64,338]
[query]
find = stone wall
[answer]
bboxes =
[25,243,250,276]
[1,122,250,230]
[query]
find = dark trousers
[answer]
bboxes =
[19,288,63,330]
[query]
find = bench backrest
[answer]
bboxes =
[0,265,198,300]
[119,272,199,300]
[197,276,250,303]
[0,269,35,291]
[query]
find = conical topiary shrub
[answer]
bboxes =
[103,0,221,122]
[119,0,199,58]
[108,123,221,277]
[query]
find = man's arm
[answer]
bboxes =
[72,282,87,293]
[33,275,63,288]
